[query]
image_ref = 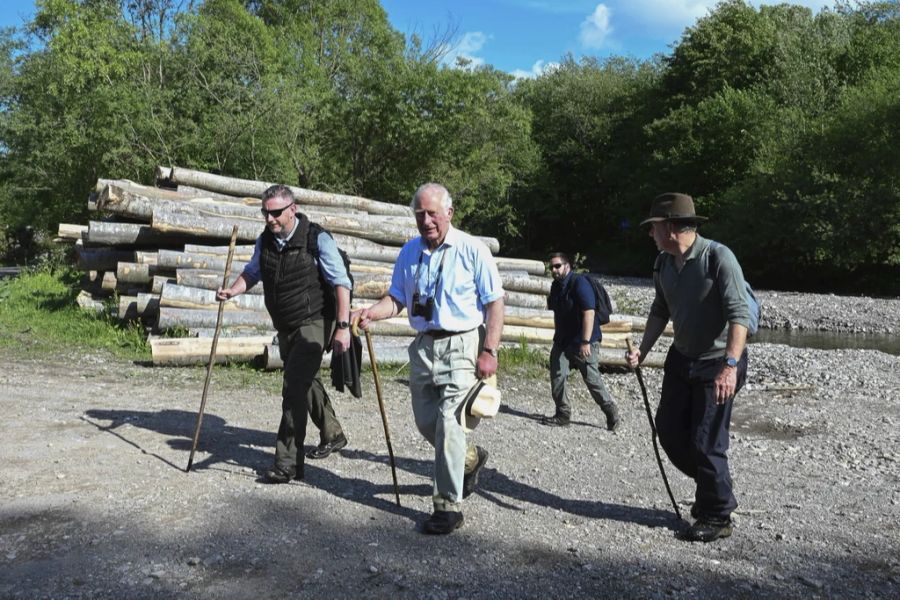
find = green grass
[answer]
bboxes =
[0,266,149,359]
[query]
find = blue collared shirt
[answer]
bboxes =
[240,220,352,290]
[388,226,504,332]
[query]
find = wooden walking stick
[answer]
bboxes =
[186,225,239,472]
[353,319,401,506]
[626,338,683,521]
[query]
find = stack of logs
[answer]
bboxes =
[59,166,666,368]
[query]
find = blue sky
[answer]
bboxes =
[2,0,835,77]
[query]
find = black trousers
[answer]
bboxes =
[655,346,748,521]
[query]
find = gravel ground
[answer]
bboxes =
[1,282,898,599]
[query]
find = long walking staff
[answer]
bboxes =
[353,320,401,506]
[626,338,682,521]
[186,225,240,473]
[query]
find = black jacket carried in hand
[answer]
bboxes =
[331,332,362,398]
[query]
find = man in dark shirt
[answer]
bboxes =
[626,193,750,543]
[543,252,620,430]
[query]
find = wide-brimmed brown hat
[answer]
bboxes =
[640,193,707,226]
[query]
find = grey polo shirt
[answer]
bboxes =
[649,235,750,360]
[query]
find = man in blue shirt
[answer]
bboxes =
[543,252,620,430]
[354,183,505,535]
[217,185,352,483]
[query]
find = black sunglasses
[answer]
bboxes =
[550,263,565,269]
[260,204,293,218]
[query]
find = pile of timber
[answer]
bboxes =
[58,166,667,368]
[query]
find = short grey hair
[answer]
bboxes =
[411,183,453,211]
[262,184,295,204]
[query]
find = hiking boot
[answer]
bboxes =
[685,518,733,542]
[541,414,571,427]
[306,433,348,460]
[603,404,621,432]
[263,464,303,483]
[422,510,464,535]
[462,446,489,499]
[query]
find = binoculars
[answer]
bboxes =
[411,292,435,320]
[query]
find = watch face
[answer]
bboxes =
[726,357,737,367]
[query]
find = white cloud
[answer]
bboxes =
[620,0,713,30]
[441,31,489,69]
[579,4,613,49]
[619,0,833,32]
[510,59,561,80]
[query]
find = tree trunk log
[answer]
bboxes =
[176,269,264,295]
[157,307,272,330]
[159,283,267,312]
[86,220,204,248]
[57,223,87,241]
[157,165,413,217]
[150,335,273,366]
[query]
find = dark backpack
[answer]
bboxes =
[581,273,613,325]
[306,221,354,305]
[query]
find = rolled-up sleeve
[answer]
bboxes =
[714,246,750,327]
[473,243,504,305]
[316,232,352,290]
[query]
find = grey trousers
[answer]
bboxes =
[408,329,481,512]
[274,318,344,471]
[549,340,617,419]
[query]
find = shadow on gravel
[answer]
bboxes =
[81,409,428,522]
[499,404,605,429]
[82,409,273,474]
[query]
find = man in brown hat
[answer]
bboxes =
[625,192,751,542]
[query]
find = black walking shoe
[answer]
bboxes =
[422,510,464,535]
[306,433,348,460]
[463,446,489,499]
[604,405,621,432]
[263,464,303,483]
[540,414,571,427]
[685,518,733,542]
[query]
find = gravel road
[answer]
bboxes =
[1,282,898,599]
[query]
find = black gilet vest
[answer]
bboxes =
[259,213,330,333]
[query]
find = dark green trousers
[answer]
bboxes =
[274,318,344,471]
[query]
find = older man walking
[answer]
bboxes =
[354,183,504,535]
[625,192,751,542]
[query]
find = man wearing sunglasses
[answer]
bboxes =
[217,185,352,483]
[543,252,620,431]
[353,183,505,535]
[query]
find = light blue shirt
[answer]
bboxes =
[388,225,504,332]
[240,220,352,290]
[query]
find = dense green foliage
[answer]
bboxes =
[1,0,897,294]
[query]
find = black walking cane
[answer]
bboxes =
[626,338,683,521]
[353,319,401,507]
[186,225,239,472]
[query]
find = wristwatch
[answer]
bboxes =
[724,356,738,368]
[336,320,350,330]
[483,347,498,357]
[581,339,591,345]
